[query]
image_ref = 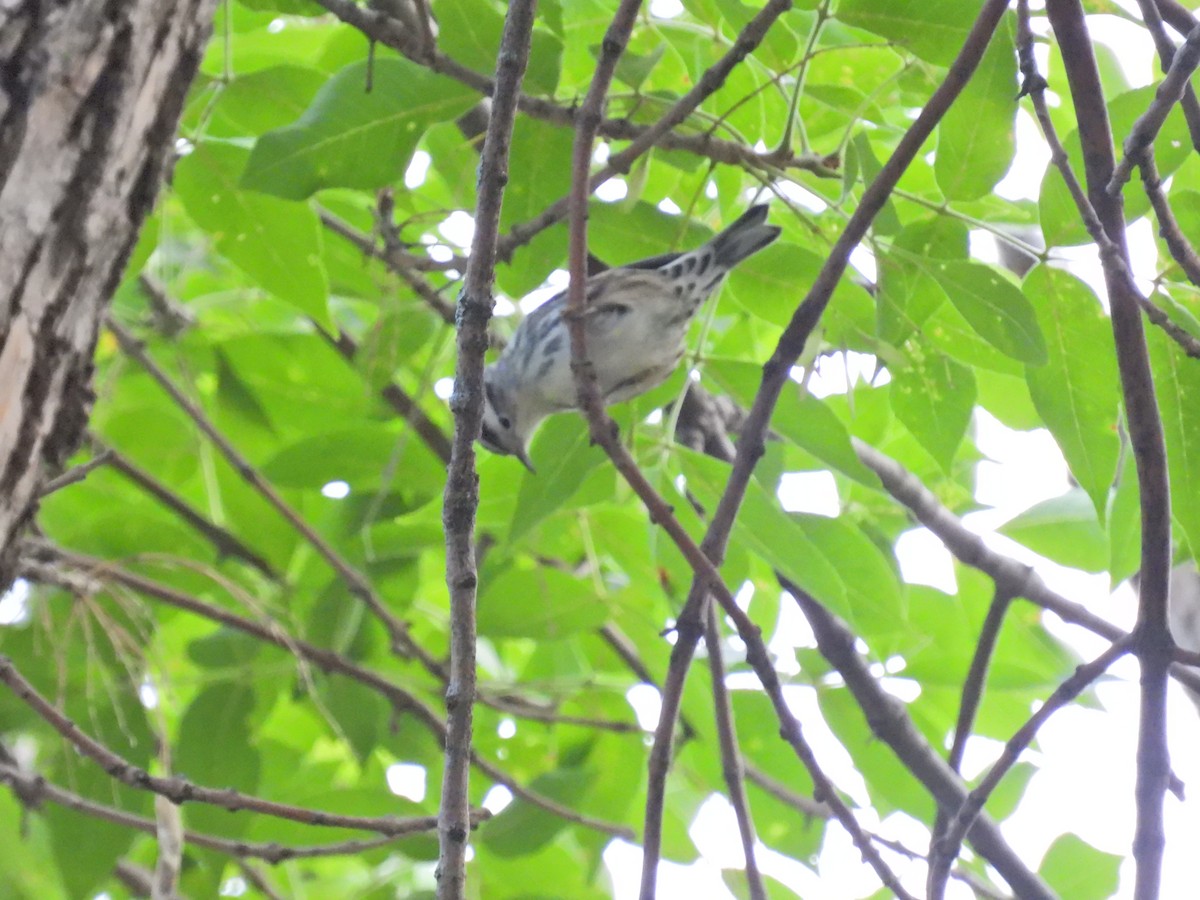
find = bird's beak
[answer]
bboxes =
[516,447,536,474]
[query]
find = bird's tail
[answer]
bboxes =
[708,204,781,270]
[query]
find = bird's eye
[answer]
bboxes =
[499,416,512,429]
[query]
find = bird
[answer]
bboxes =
[479,204,781,471]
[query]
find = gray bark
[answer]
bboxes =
[0,0,217,587]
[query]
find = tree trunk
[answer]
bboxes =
[0,0,217,588]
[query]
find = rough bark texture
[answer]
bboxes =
[0,0,217,588]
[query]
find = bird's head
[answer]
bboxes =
[480,371,536,473]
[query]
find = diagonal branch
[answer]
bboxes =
[642,0,1011,891]
[702,601,766,900]
[784,581,1057,900]
[927,639,1132,899]
[1107,21,1200,193]
[495,0,804,262]
[1133,0,1200,151]
[105,317,419,659]
[0,653,466,836]
[89,436,279,579]
[21,542,634,839]
[1,758,456,862]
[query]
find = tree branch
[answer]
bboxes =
[21,542,634,840]
[89,436,279,579]
[495,0,805,262]
[1107,21,1200,193]
[1,759,434,862]
[438,2,535,894]
[928,639,1132,899]
[703,601,766,900]
[105,317,419,658]
[1044,6,1174,895]
[0,655,463,836]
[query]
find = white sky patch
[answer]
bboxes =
[519,268,569,314]
[895,528,957,593]
[777,471,839,517]
[438,210,475,249]
[218,877,248,897]
[138,680,159,710]
[320,480,350,499]
[775,179,828,213]
[405,150,431,189]
[648,0,684,18]
[848,244,877,282]
[482,784,513,814]
[0,579,30,625]
[434,377,454,400]
[657,197,683,215]
[497,718,517,739]
[995,108,1052,202]
[625,683,662,732]
[596,178,628,202]
[386,763,427,803]
[804,351,888,398]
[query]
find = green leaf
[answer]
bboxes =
[935,20,1016,200]
[176,681,261,836]
[434,0,562,95]
[481,768,593,857]
[890,343,976,472]
[1040,85,1194,245]
[999,489,1109,572]
[262,426,446,492]
[1150,327,1200,558]
[207,64,326,137]
[1023,266,1120,521]
[681,451,904,634]
[931,260,1048,364]
[242,58,476,199]
[174,142,330,325]
[478,564,609,639]
[837,0,996,66]
[508,415,608,541]
[1039,834,1122,899]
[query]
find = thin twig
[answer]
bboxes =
[495,0,804,262]
[1139,152,1200,290]
[1133,0,1200,151]
[703,601,766,900]
[784,582,1057,900]
[928,586,1014,893]
[1107,22,1200,193]
[0,761,430,862]
[928,639,1132,898]
[105,316,419,658]
[949,588,1014,777]
[91,436,279,579]
[39,450,114,496]
[438,2,536,895]
[1042,7,1174,895]
[311,0,831,183]
[24,543,633,839]
[0,655,454,836]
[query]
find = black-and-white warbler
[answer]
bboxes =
[480,205,781,470]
